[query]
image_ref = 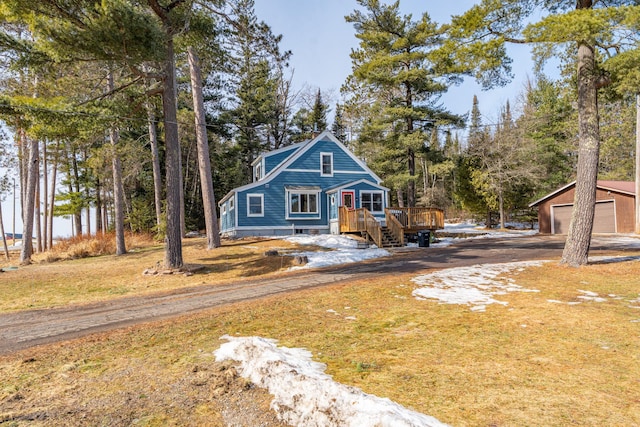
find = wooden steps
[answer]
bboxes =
[359,226,403,248]
[379,226,404,247]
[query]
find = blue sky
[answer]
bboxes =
[1,1,541,239]
[254,0,538,123]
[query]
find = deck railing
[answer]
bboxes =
[339,206,444,247]
[385,211,405,246]
[385,207,444,231]
[339,206,366,233]
[339,207,383,247]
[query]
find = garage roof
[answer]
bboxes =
[529,180,636,207]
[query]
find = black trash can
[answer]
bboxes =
[417,230,431,247]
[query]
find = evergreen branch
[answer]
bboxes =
[39,0,88,30]
[74,76,144,107]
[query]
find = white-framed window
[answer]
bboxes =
[229,197,235,210]
[289,191,318,214]
[320,152,333,176]
[254,162,262,182]
[247,193,264,217]
[361,191,383,213]
[330,194,336,206]
[221,204,227,216]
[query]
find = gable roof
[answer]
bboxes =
[263,130,382,183]
[250,140,306,167]
[529,180,636,207]
[598,180,635,195]
[325,179,390,194]
[219,131,382,204]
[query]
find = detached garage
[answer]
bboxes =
[530,181,636,234]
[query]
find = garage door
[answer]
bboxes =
[551,201,615,234]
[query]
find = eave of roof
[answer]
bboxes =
[529,180,635,207]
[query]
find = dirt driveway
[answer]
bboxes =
[1,234,635,356]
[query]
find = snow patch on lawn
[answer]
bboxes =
[215,335,449,427]
[411,261,545,310]
[285,234,390,269]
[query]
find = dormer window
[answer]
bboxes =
[321,153,333,176]
[254,162,262,182]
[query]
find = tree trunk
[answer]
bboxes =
[108,72,127,255]
[20,137,39,264]
[408,147,416,207]
[95,177,103,234]
[35,174,42,252]
[162,36,183,269]
[561,39,600,267]
[42,141,48,249]
[188,47,220,249]
[48,145,58,249]
[146,97,163,229]
[498,188,505,229]
[396,188,405,208]
[635,93,640,234]
[0,201,9,260]
[110,127,126,254]
[18,125,27,223]
[84,164,91,237]
[71,151,82,237]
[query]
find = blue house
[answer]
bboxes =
[218,131,391,238]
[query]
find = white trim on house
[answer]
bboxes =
[218,131,384,205]
[253,159,264,182]
[359,189,385,214]
[320,152,333,177]
[246,193,264,217]
[325,179,390,194]
[252,142,303,167]
[229,225,330,231]
[284,168,322,173]
[285,186,322,220]
[284,168,371,175]
[220,225,331,238]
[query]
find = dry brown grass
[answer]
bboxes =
[1,255,640,426]
[38,232,157,262]
[0,236,300,312]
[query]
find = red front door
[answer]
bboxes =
[342,191,355,209]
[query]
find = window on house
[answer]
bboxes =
[361,192,383,213]
[229,197,234,210]
[254,163,262,182]
[321,153,333,176]
[247,194,264,217]
[221,204,227,216]
[289,192,318,214]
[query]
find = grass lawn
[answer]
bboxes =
[1,236,640,426]
[0,235,302,312]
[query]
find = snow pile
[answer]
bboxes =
[428,222,538,248]
[285,234,389,269]
[214,336,449,427]
[286,234,363,249]
[411,261,545,311]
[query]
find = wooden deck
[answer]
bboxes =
[339,206,444,247]
[385,207,444,233]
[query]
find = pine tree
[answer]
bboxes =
[450,0,640,265]
[345,0,463,206]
